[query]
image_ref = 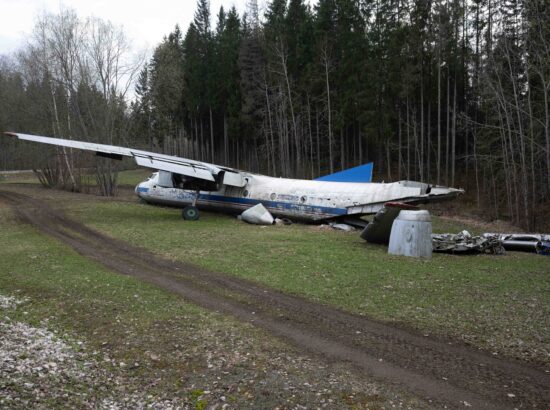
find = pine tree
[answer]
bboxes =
[214,6,242,165]
[149,26,185,148]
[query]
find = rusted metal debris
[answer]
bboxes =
[432,231,505,254]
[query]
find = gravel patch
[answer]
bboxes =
[0,294,29,310]
[0,294,188,409]
[0,291,416,409]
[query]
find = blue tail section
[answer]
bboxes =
[315,163,373,183]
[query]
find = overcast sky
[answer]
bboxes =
[0,0,257,56]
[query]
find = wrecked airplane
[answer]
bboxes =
[4,132,464,222]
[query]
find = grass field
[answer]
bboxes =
[0,177,549,406]
[0,168,149,186]
[62,198,549,367]
[2,172,549,367]
[0,203,414,408]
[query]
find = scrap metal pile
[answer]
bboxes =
[239,202,550,257]
[432,231,550,255]
[432,231,505,254]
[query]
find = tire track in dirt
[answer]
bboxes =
[2,189,549,409]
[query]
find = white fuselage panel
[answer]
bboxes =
[135,173,460,222]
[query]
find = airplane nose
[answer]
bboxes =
[135,181,150,197]
[135,182,145,196]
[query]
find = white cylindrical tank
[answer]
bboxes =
[388,210,432,258]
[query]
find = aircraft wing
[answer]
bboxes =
[4,132,247,187]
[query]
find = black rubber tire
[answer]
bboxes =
[182,206,200,221]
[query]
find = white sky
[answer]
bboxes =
[0,0,254,56]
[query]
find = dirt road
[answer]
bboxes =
[1,189,548,409]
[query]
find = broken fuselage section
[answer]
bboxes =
[135,170,463,223]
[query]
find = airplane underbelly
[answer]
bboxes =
[197,193,345,221]
[139,188,345,222]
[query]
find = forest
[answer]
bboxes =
[0,0,548,229]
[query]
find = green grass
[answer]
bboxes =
[114,168,151,186]
[0,170,37,184]
[62,199,550,366]
[1,183,547,405]
[0,168,149,187]
[0,204,412,408]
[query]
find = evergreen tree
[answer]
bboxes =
[149,26,185,147]
[214,6,242,164]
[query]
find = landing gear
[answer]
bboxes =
[182,189,200,220]
[182,205,199,220]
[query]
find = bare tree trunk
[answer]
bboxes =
[505,40,530,227]
[526,68,537,229]
[437,11,442,185]
[236,139,240,169]
[340,129,345,171]
[321,43,334,174]
[427,102,431,182]
[398,105,402,179]
[473,126,480,207]
[539,72,550,192]
[351,122,359,166]
[194,117,199,160]
[316,107,320,177]
[49,82,63,186]
[406,97,411,179]
[386,141,392,181]
[307,95,314,178]
[446,70,450,184]
[262,117,271,175]
[489,159,498,218]
[223,112,228,165]
[420,77,424,182]
[358,124,363,165]
[200,118,204,162]
[264,77,276,175]
[276,42,299,175]
[495,80,520,224]
[64,90,77,190]
[451,79,457,187]
[412,107,419,181]
[209,106,214,163]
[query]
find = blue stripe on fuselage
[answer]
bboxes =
[197,193,347,217]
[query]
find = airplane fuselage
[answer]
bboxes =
[4,133,463,222]
[135,172,461,222]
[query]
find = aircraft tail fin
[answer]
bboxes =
[314,163,373,183]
